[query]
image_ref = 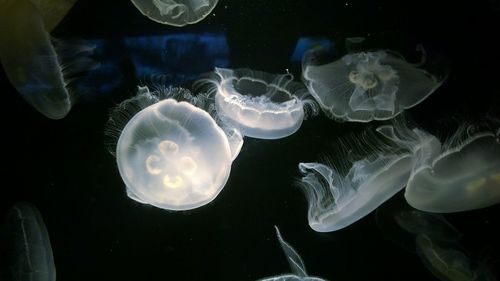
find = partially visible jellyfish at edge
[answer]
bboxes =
[302,41,446,122]
[105,85,242,211]
[194,67,319,140]
[257,226,327,281]
[405,122,500,213]
[0,0,99,119]
[394,208,498,281]
[297,118,438,232]
[130,0,219,27]
[2,202,56,281]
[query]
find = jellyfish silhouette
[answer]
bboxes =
[105,85,241,211]
[405,124,500,213]
[302,45,445,122]
[0,0,99,119]
[194,68,319,139]
[257,226,327,281]
[131,0,219,26]
[297,119,437,232]
[2,202,56,281]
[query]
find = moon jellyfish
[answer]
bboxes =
[105,85,240,211]
[0,0,99,119]
[394,208,497,281]
[302,45,445,122]
[130,0,219,27]
[297,119,437,232]
[258,226,327,281]
[194,68,318,139]
[3,202,56,281]
[405,124,500,213]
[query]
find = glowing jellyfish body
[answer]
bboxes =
[130,0,219,26]
[0,0,97,119]
[405,127,500,213]
[4,202,56,281]
[196,68,317,139]
[258,227,327,281]
[298,120,437,232]
[302,48,444,122]
[108,86,235,210]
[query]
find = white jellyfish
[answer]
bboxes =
[3,202,56,281]
[405,124,500,213]
[0,0,99,119]
[105,85,242,211]
[194,68,319,140]
[298,119,438,232]
[130,0,219,27]
[302,45,445,122]
[257,226,327,281]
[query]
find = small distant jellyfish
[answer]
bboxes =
[257,226,327,281]
[105,85,240,211]
[194,68,318,140]
[405,124,500,213]
[130,0,219,27]
[3,202,56,281]
[297,119,438,232]
[302,45,445,122]
[0,0,99,119]
[394,208,497,281]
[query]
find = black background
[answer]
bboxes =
[1,0,499,280]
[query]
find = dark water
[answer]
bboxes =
[1,0,499,280]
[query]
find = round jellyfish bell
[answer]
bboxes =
[405,124,500,213]
[130,0,219,27]
[302,45,445,122]
[0,0,98,119]
[105,86,238,211]
[194,67,318,140]
[297,119,438,232]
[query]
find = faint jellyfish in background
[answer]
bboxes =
[302,40,446,122]
[405,123,500,213]
[394,208,498,281]
[28,0,78,32]
[105,85,242,211]
[194,67,319,140]
[0,0,99,119]
[258,226,327,281]
[130,0,219,27]
[2,202,56,281]
[297,118,439,232]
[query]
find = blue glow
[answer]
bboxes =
[123,33,230,83]
[290,37,334,62]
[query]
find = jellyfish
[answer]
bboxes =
[393,208,497,281]
[405,124,500,213]
[257,226,327,281]
[298,118,438,232]
[2,202,56,281]
[130,0,219,27]
[194,68,319,140]
[105,85,241,211]
[0,0,99,119]
[302,45,445,122]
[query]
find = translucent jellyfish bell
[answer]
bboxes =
[194,68,318,139]
[257,226,327,281]
[130,0,219,27]
[405,125,500,213]
[3,202,56,281]
[298,119,437,232]
[106,86,239,211]
[302,45,445,122]
[0,0,99,119]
